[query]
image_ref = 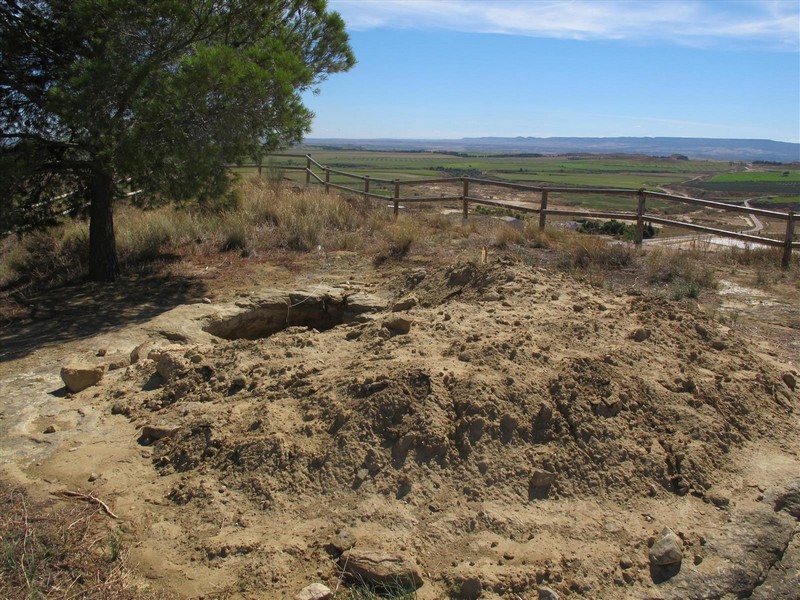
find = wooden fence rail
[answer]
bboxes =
[239,154,798,267]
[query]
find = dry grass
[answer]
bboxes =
[0,181,396,289]
[373,215,419,265]
[0,482,154,599]
[645,247,717,299]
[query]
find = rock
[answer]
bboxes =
[108,355,131,371]
[60,364,105,393]
[129,342,153,364]
[455,576,482,599]
[768,478,800,519]
[649,527,683,566]
[96,348,107,357]
[383,316,412,335]
[331,530,356,553]
[231,374,247,387]
[659,506,795,599]
[392,295,418,312]
[293,583,331,600]
[538,586,560,600]
[338,550,423,589]
[202,297,212,304]
[156,352,188,382]
[631,328,651,343]
[750,531,800,599]
[706,491,731,509]
[110,403,129,416]
[141,424,180,441]
[529,469,556,500]
[781,372,796,391]
[88,473,98,482]
[619,555,634,569]
[43,425,56,434]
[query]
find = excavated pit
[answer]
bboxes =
[203,288,387,340]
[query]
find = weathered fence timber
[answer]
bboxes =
[238,154,798,267]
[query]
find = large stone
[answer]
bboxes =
[658,506,795,599]
[294,583,331,600]
[768,478,800,520]
[339,550,423,589]
[392,295,418,312]
[649,527,683,566]
[60,363,105,392]
[330,530,356,553]
[156,352,189,382]
[383,316,412,335]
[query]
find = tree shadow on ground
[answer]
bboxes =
[0,273,206,363]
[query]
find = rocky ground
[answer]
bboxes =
[1,244,798,599]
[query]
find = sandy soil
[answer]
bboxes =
[1,245,798,599]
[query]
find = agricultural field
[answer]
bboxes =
[241,150,798,243]
[686,168,800,195]
[266,149,731,191]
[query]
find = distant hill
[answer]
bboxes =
[302,136,800,162]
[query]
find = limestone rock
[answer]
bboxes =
[538,586,560,600]
[383,316,412,335]
[781,372,796,391]
[649,527,683,566]
[339,549,423,589]
[60,363,105,393]
[768,478,800,519]
[141,424,180,441]
[331,530,356,553]
[294,583,331,600]
[392,295,418,312]
[129,342,153,364]
[454,577,481,599]
[157,352,188,382]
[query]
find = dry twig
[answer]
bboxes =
[56,490,119,519]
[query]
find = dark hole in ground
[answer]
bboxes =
[203,296,347,340]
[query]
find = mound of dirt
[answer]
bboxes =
[132,262,792,501]
[90,259,798,595]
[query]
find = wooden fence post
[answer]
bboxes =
[783,211,795,269]
[635,189,646,247]
[393,179,400,218]
[364,176,370,198]
[539,190,548,231]
[305,155,311,188]
[257,160,263,179]
[324,167,331,194]
[462,178,469,221]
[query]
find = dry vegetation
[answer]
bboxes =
[0,482,148,600]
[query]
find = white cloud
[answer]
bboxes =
[330,0,799,50]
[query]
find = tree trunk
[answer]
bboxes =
[88,166,120,282]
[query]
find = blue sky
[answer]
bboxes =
[303,0,800,142]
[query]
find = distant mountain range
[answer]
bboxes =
[303,136,800,162]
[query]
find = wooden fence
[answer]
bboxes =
[242,154,798,268]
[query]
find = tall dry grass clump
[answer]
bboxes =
[645,247,717,299]
[0,180,396,289]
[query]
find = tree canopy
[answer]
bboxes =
[0,0,354,281]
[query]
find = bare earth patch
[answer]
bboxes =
[1,246,798,599]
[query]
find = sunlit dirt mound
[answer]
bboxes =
[108,260,796,512]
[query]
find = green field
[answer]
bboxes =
[247,150,798,216]
[687,169,800,195]
[264,150,728,191]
